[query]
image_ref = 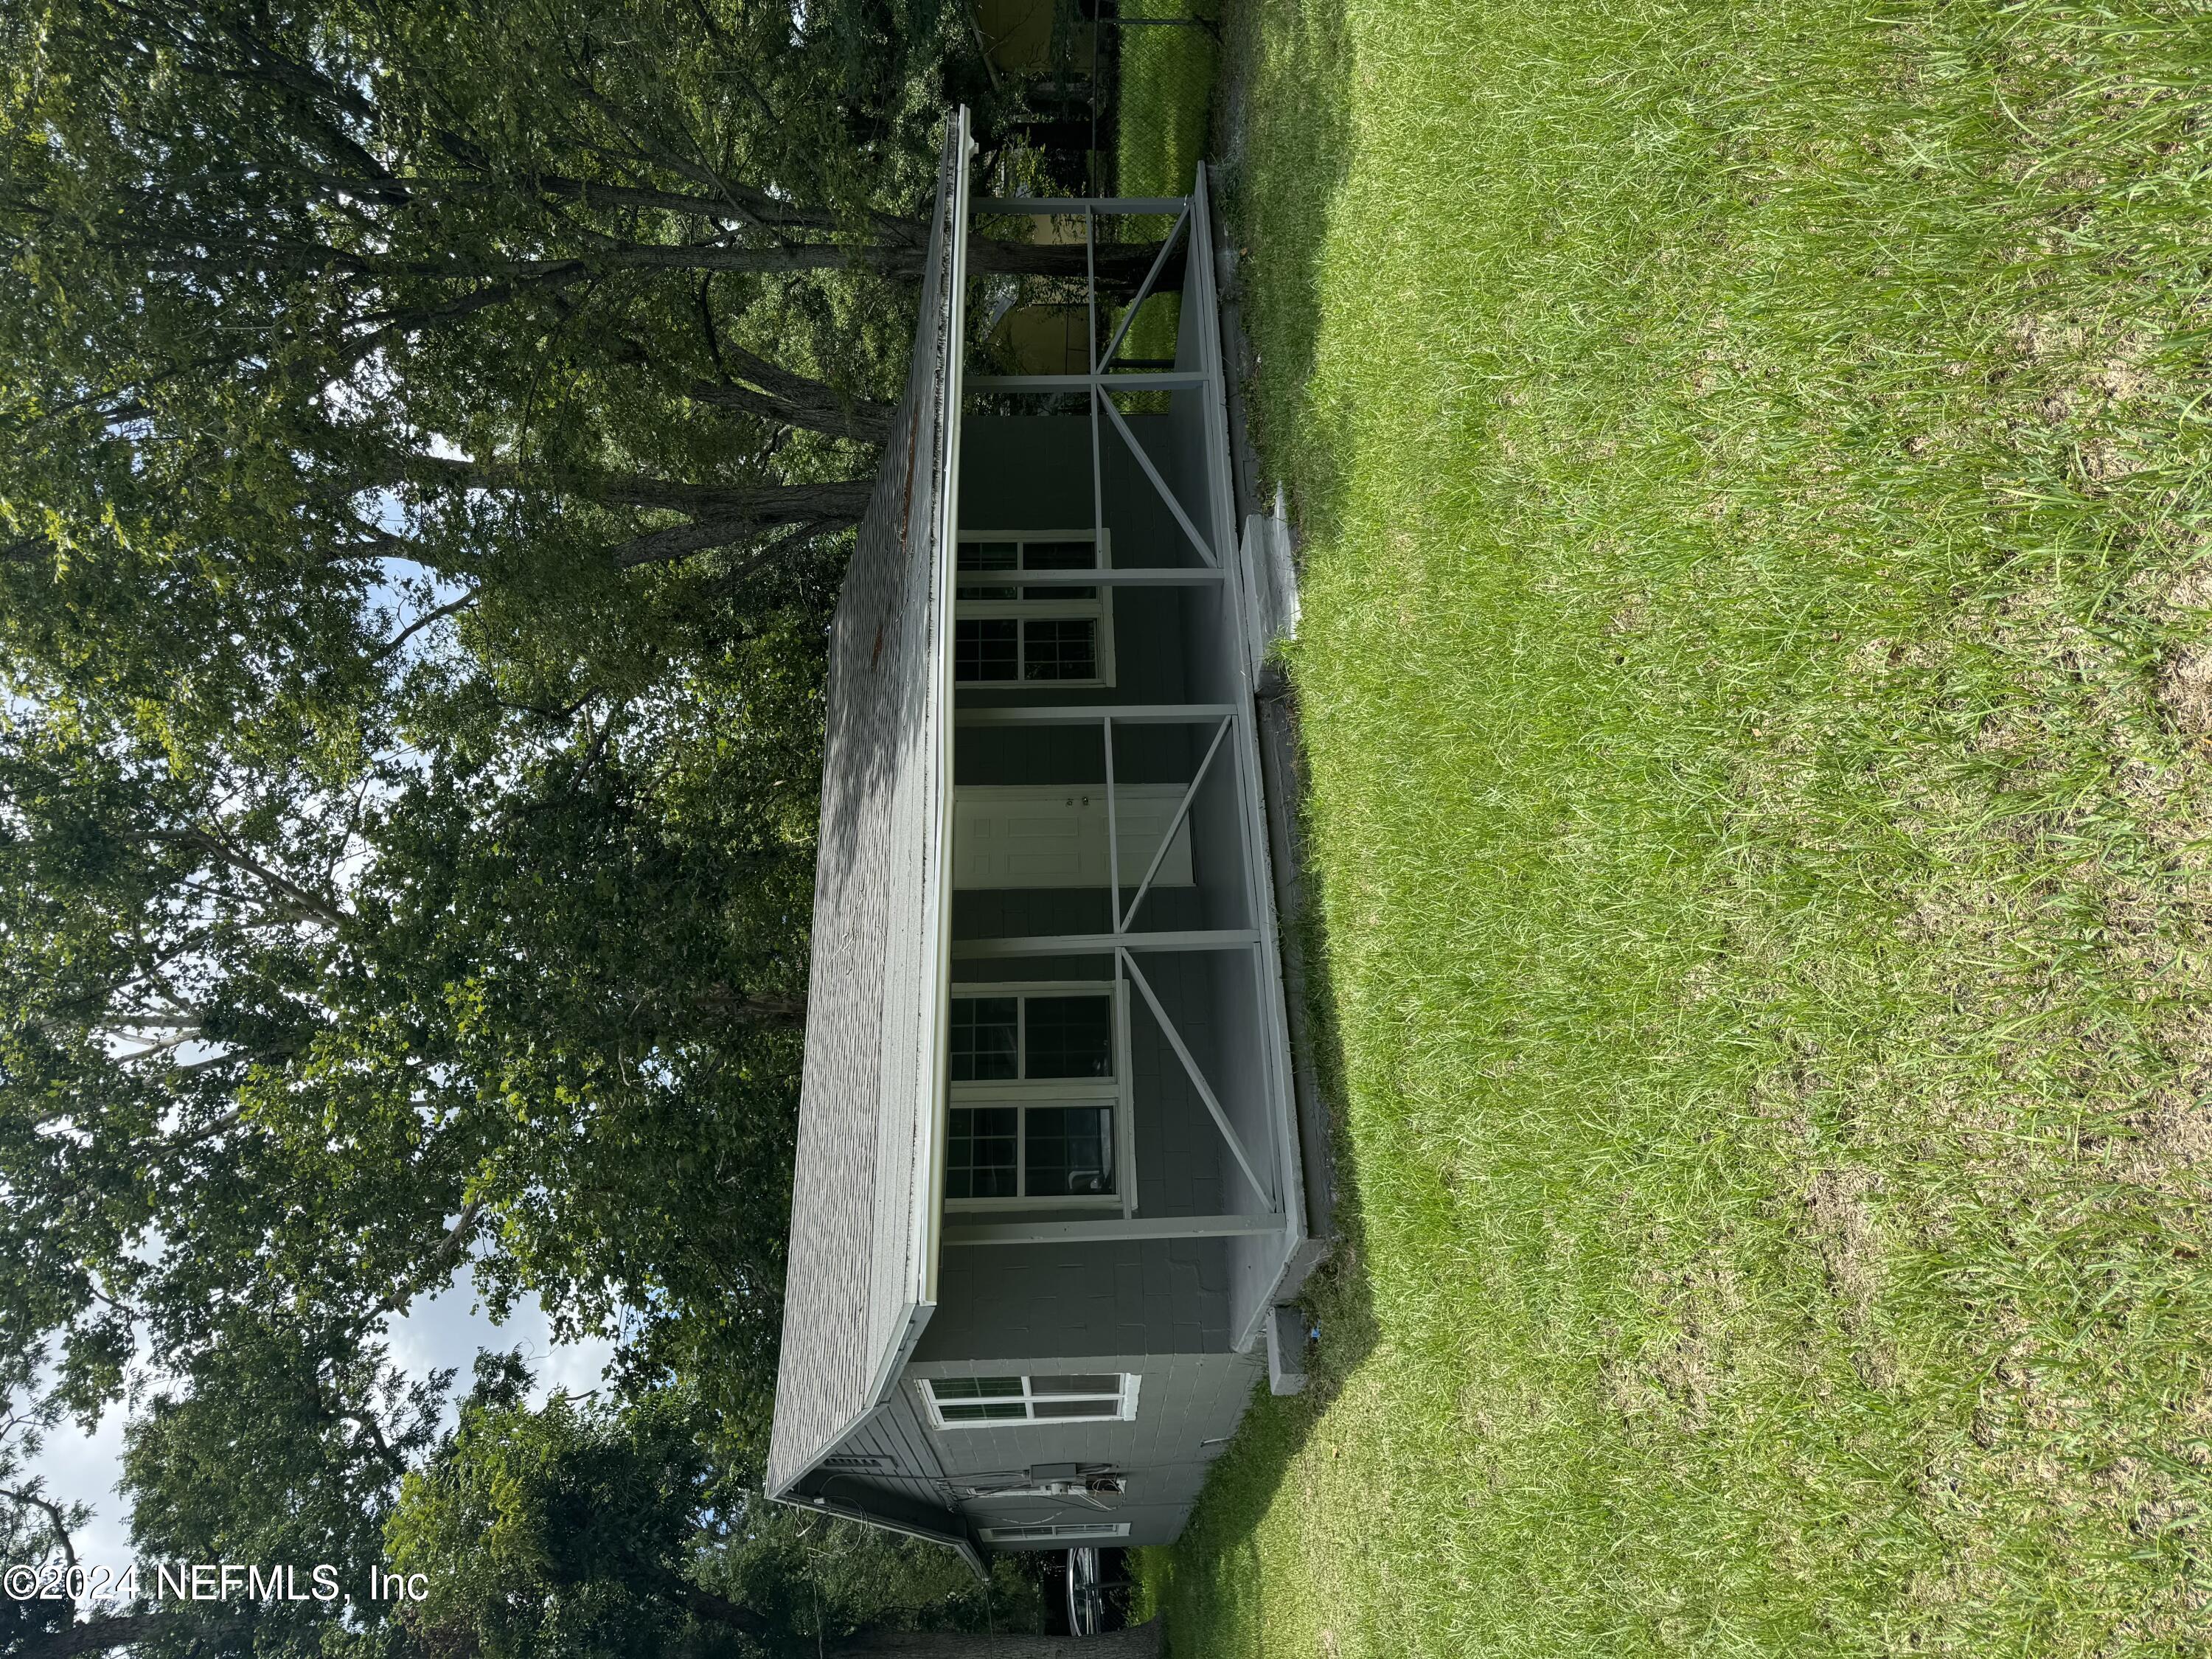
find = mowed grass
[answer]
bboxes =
[1141,0,2212,1654]
[1113,1,1219,199]
[1109,3,1217,365]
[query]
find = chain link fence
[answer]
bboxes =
[966,0,1219,379]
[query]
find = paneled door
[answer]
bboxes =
[953,785,1194,889]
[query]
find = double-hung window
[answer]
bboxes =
[953,532,1114,687]
[946,984,1131,1209]
[920,1373,1141,1428]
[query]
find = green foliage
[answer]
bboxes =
[112,1328,444,1655]
[386,1370,743,1659]
[1156,0,2212,1653]
[698,1497,1038,1645]
[385,1365,1028,1659]
[0,1349,84,1659]
[0,0,962,1512]
[1113,2,1217,200]
[0,616,822,1422]
[0,0,944,629]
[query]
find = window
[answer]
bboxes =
[953,532,1114,686]
[950,993,1112,1083]
[922,1374,1141,1429]
[979,1523,1131,1543]
[946,987,1130,1207]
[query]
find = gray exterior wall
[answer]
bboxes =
[794,1349,1263,1550]
[919,1235,1231,1360]
[772,174,1312,1561]
[905,1352,1262,1548]
[957,413,1197,714]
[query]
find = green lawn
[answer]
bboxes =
[1107,1,1218,366]
[1141,0,2212,1653]
[1113,2,1218,199]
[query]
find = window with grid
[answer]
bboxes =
[921,1374,1139,1428]
[947,991,1120,1203]
[953,533,1113,686]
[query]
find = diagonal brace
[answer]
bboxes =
[1094,204,1191,373]
[1119,947,1273,1211]
[1099,392,1217,568]
[1119,717,1231,932]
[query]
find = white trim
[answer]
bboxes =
[1114,981,1136,1217]
[980,1523,1130,1543]
[953,529,1117,688]
[945,982,1132,1210]
[915,106,973,1325]
[918,1371,1141,1430]
[1189,163,1310,1353]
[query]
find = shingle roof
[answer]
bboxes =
[765,115,967,1500]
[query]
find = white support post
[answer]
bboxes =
[1086,207,1104,550]
[951,928,1259,958]
[972,196,1190,216]
[962,566,1221,585]
[956,703,1237,727]
[1103,712,1121,905]
[942,1213,1281,1245]
[968,372,1208,391]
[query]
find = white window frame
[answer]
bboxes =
[919,1373,1143,1430]
[953,529,1116,689]
[979,1523,1131,1543]
[946,981,1136,1215]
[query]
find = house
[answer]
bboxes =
[764,110,1324,1567]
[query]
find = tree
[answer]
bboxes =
[0,1357,87,1659]
[827,1635,1160,1658]
[386,1369,1053,1659]
[0,4,1176,1649]
[386,1369,769,1658]
[0,0,1171,725]
[106,1324,447,1659]
[0,596,820,1435]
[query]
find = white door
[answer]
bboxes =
[954,785,1194,890]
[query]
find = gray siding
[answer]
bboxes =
[903,1351,1264,1548]
[919,1235,1232,1361]
[875,167,1314,1560]
[947,884,1231,1226]
[957,414,1199,714]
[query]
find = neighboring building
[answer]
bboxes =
[765,111,1324,1567]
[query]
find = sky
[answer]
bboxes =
[21,487,559,1577]
[23,1286,618,1579]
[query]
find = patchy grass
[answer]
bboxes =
[1142,0,2212,1654]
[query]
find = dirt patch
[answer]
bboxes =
[1804,1165,1900,1386]
[2104,1009,2212,1209]
[1806,1165,1882,1312]
[2160,643,2212,739]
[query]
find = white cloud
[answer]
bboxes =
[21,1288,617,1587]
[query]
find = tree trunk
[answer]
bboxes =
[827,1624,1163,1659]
[15,1612,229,1659]
[696,985,808,1027]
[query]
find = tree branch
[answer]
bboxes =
[371,588,479,661]
[0,1484,79,1571]
[14,1612,248,1659]
[150,828,348,926]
